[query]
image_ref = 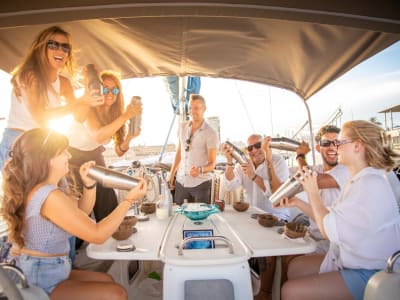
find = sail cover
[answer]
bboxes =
[0,1,399,100]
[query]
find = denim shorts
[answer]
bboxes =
[341,268,379,300]
[17,254,71,294]
[0,128,24,170]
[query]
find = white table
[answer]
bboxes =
[221,205,316,257]
[86,213,171,260]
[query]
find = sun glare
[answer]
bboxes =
[48,115,74,135]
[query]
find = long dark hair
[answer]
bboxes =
[1,128,69,248]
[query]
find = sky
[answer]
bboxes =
[1,41,399,147]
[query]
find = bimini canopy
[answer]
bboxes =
[0,1,400,100]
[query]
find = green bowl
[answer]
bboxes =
[176,204,220,220]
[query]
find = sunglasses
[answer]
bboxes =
[334,139,353,147]
[103,87,120,95]
[319,139,338,147]
[47,40,71,54]
[185,136,192,152]
[247,141,262,152]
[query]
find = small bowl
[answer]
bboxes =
[233,201,249,212]
[141,202,156,214]
[121,216,137,227]
[112,227,134,240]
[176,204,220,220]
[284,222,307,238]
[257,214,278,227]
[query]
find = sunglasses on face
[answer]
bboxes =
[334,139,353,147]
[47,40,71,54]
[319,139,338,147]
[103,87,120,95]
[247,141,262,152]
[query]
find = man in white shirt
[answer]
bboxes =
[169,94,218,204]
[222,134,290,220]
[295,124,349,253]
[222,134,290,300]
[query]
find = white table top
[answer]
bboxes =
[86,205,315,261]
[86,213,172,260]
[221,205,316,257]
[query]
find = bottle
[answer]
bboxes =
[269,137,301,152]
[86,64,103,99]
[87,165,140,190]
[129,96,142,136]
[225,141,249,164]
[156,176,172,219]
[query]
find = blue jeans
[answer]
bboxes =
[341,268,379,300]
[0,128,24,170]
[17,254,71,295]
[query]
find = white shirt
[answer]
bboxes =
[176,120,218,187]
[67,119,104,151]
[320,167,400,273]
[309,164,349,253]
[223,154,290,220]
[7,76,62,130]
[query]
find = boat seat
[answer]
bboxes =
[0,263,49,300]
[363,250,400,300]
[163,262,253,300]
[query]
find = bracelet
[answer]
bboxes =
[118,143,129,152]
[296,154,306,160]
[83,182,96,190]
[251,174,257,181]
[123,198,133,206]
[226,162,234,166]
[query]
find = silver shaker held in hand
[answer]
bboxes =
[87,165,139,190]
[269,167,312,206]
[269,137,301,152]
[86,64,103,98]
[129,96,142,136]
[225,141,249,164]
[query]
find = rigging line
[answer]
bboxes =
[234,80,255,132]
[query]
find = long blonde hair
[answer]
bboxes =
[93,70,126,145]
[343,120,399,171]
[10,26,75,109]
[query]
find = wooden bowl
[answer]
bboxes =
[112,227,134,240]
[284,222,307,238]
[140,202,156,214]
[257,214,278,227]
[233,201,249,212]
[121,216,137,227]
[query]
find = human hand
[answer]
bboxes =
[296,141,310,156]
[297,167,318,194]
[124,178,147,204]
[125,100,142,119]
[262,136,273,162]
[189,165,201,177]
[80,160,97,187]
[221,143,234,162]
[274,196,299,208]
[241,161,256,180]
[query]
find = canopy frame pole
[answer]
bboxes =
[301,98,316,167]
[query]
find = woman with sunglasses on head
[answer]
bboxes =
[67,70,142,222]
[1,128,147,299]
[0,26,100,170]
[280,120,400,300]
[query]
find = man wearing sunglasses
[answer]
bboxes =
[222,134,290,300]
[293,125,350,252]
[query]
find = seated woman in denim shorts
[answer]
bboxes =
[1,129,147,299]
[277,120,400,300]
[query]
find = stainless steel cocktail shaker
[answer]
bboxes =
[88,165,139,190]
[225,141,249,164]
[269,168,311,206]
[269,137,301,152]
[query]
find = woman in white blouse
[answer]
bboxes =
[280,120,400,300]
